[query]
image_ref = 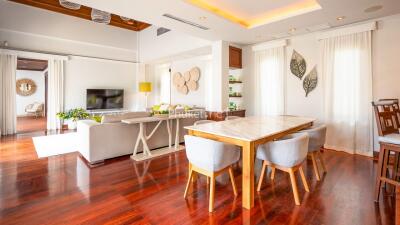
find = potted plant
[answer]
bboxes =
[57,108,90,130]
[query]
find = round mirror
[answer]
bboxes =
[16,79,37,96]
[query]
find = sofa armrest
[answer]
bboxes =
[77,120,100,163]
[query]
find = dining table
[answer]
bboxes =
[184,115,315,210]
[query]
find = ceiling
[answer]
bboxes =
[9,0,151,32]
[70,0,400,44]
[17,58,48,71]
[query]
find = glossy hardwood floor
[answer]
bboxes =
[0,134,396,225]
[16,116,47,133]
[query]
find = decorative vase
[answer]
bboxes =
[67,120,77,130]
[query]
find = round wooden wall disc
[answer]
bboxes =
[179,85,188,95]
[187,80,198,91]
[184,71,191,82]
[172,72,182,87]
[189,67,200,81]
[176,76,186,87]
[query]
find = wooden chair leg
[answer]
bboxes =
[228,167,238,196]
[270,167,276,181]
[289,168,301,205]
[375,146,386,202]
[257,161,267,192]
[310,152,321,181]
[317,151,327,173]
[209,175,216,212]
[299,167,310,192]
[184,169,194,199]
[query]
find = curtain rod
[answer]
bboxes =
[0,47,139,64]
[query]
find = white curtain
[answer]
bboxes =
[0,54,17,135]
[47,59,64,130]
[321,31,373,156]
[254,46,285,116]
[154,64,170,104]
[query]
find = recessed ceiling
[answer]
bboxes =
[69,0,400,44]
[185,0,322,28]
[8,0,151,32]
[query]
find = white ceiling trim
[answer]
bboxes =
[0,48,69,60]
[252,39,288,52]
[317,21,377,40]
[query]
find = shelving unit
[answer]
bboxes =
[228,68,243,110]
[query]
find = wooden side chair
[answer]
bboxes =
[297,125,327,181]
[372,100,400,202]
[256,133,310,205]
[183,135,240,212]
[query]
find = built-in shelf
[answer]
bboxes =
[229,95,242,98]
[229,80,243,84]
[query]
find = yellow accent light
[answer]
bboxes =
[139,82,152,93]
[186,0,322,29]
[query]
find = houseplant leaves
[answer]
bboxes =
[303,66,318,97]
[290,50,307,79]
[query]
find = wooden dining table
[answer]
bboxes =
[184,115,315,209]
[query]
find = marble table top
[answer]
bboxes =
[184,115,315,142]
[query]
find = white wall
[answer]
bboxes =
[64,58,137,110]
[139,26,212,63]
[16,70,45,116]
[243,14,400,151]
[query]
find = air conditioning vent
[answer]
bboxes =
[157,27,171,36]
[163,14,209,30]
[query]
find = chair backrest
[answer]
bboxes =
[184,135,240,172]
[261,133,309,168]
[225,116,241,121]
[372,100,400,136]
[194,120,215,125]
[298,124,326,152]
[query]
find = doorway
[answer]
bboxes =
[15,58,48,133]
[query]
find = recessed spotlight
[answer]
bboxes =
[364,5,383,13]
[336,16,345,21]
[289,28,296,33]
[199,16,207,20]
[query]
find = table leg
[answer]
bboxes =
[167,119,172,148]
[132,122,152,158]
[175,118,180,149]
[242,141,255,209]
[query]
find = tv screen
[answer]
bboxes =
[86,89,124,110]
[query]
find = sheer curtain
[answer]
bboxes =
[321,31,373,156]
[47,59,64,130]
[0,54,17,135]
[254,46,285,116]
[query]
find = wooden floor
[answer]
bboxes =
[0,134,396,225]
[16,116,47,133]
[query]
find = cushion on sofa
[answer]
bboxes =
[101,111,151,123]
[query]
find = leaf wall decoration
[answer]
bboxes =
[303,66,318,97]
[290,50,307,79]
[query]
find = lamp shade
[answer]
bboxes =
[139,82,152,92]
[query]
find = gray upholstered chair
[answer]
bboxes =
[225,116,241,120]
[184,135,240,212]
[256,133,310,205]
[297,124,327,180]
[194,120,215,125]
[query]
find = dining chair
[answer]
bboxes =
[256,133,310,205]
[297,124,327,181]
[225,116,241,120]
[194,120,215,125]
[372,99,400,202]
[184,135,240,212]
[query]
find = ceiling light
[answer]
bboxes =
[199,16,207,20]
[364,5,383,13]
[59,0,81,10]
[289,28,296,33]
[91,9,111,24]
[336,16,345,21]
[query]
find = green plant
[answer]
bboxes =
[56,108,90,121]
[91,115,102,123]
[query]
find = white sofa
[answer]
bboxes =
[77,111,199,164]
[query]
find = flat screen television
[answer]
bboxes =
[86,89,124,110]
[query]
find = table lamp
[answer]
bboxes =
[139,82,152,108]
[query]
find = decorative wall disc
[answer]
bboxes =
[16,79,37,96]
[178,85,188,95]
[184,71,191,82]
[189,67,200,81]
[176,76,185,87]
[187,80,198,91]
[172,72,182,86]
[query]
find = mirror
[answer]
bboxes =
[16,79,37,96]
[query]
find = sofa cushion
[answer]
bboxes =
[101,111,151,123]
